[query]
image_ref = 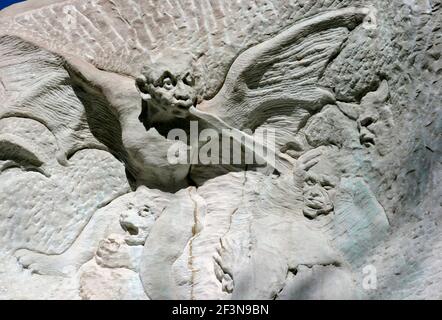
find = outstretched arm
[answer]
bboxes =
[63,54,144,132]
[15,199,126,276]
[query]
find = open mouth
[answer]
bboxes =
[305,198,324,210]
[120,220,147,246]
[175,98,197,110]
[121,220,139,236]
[176,101,193,109]
[360,133,375,147]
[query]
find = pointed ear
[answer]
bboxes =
[135,75,151,100]
[136,75,148,93]
[192,53,208,100]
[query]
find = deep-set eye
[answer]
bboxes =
[359,116,376,127]
[162,77,174,90]
[138,210,148,218]
[139,206,150,217]
[183,74,194,86]
[305,177,316,186]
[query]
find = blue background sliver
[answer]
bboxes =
[0,0,25,10]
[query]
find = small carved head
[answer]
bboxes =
[357,80,394,155]
[136,50,199,119]
[302,158,339,220]
[119,203,153,246]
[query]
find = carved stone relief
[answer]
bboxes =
[0,0,440,300]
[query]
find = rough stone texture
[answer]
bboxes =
[0,0,440,300]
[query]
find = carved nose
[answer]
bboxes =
[308,188,323,198]
[310,191,321,198]
[120,212,128,219]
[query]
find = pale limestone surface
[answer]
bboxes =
[0,0,440,300]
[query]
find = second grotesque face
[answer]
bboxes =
[357,80,394,156]
[136,52,198,119]
[119,203,153,246]
[302,159,339,220]
[303,172,336,219]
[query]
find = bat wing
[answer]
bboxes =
[193,7,371,131]
[0,35,126,164]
